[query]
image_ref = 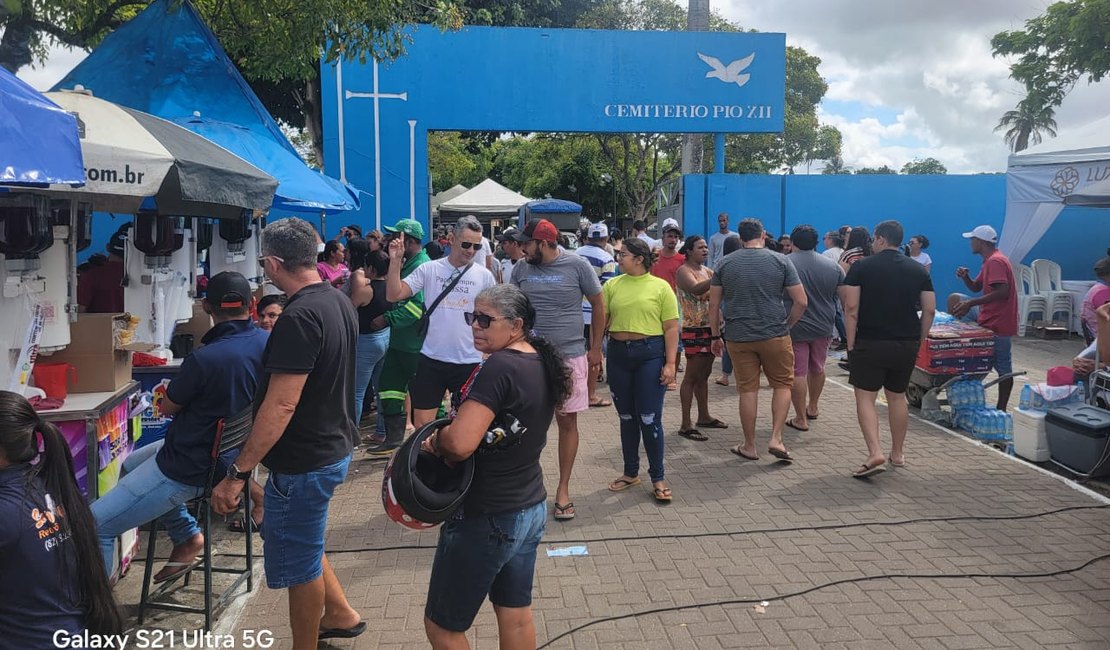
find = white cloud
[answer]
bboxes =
[722,0,1110,173]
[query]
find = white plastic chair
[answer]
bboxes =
[1016,264,1047,336]
[1031,259,1073,325]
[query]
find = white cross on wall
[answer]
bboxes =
[335,58,413,230]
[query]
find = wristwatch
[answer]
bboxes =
[227,462,252,481]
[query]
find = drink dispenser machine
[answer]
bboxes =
[0,193,81,391]
[123,211,195,351]
[208,211,262,289]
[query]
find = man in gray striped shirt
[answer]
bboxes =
[710,218,808,464]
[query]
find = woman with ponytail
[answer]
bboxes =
[419,284,570,650]
[0,391,122,647]
[601,236,680,502]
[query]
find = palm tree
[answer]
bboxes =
[995,95,1059,152]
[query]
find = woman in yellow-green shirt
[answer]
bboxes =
[600,237,680,502]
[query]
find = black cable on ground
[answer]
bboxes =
[133,503,1110,562]
[321,503,1109,555]
[535,552,1110,649]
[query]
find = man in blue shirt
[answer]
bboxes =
[92,271,268,583]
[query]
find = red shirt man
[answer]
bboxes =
[651,224,686,291]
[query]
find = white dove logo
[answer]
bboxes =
[698,52,755,88]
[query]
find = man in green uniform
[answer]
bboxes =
[366,219,431,456]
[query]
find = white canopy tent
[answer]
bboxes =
[999,114,1110,264]
[430,184,469,216]
[437,178,530,220]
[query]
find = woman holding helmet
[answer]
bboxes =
[415,284,571,649]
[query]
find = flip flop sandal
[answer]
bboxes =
[553,502,576,520]
[678,429,709,441]
[853,462,887,478]
[608,477,641,492]
[768,447,794,463]
[589,398,612,408]
[653,487,673,502]
[714,377,730,386]
[696,418,729,429]
[729,446,759,461]
[318,621,367,640]
[888,459,906,468]
[153,558,203,584]
[785,421,809,432]
[806,412,819,420]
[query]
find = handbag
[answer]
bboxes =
[416,263,473,337]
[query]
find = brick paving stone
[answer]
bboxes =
[104,339,1110,648]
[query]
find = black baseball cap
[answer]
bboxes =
[205,271,252,309]
[497,226,521,242]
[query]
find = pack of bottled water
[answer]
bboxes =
[949,379,985,411]
[968,408,1013,443]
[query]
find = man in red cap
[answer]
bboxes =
[511,219,604,521]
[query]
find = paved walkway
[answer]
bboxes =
[120,337,1110,648]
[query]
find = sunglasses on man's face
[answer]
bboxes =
[457,241,481,250]
[464,311,505,329]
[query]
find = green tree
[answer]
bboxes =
[821,154,851,175]
[854,165,897,175]
[991,0,1110,108]
[900,157,947,175]
[427,131,496,193]
[0,0,463,168]
[990,0,1110,150]
[993,92,1060,152]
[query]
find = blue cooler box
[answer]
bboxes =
[1045,404,1110,478]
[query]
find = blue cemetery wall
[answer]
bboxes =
[321,25,787,233]
[1022,205,1110,282]
[682,174,1008,303]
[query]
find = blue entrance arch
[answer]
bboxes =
[321,25,785,232]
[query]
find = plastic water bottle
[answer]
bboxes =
[1019,384,1032,410]
[970,410,981,436]
[1004,412,1013,439]
[952,382,964,408]
[1077,382,1087,405]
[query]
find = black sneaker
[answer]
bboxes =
[364,442,399,458]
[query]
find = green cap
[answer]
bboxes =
[384,218,425,240]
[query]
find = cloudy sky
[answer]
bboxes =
[720,0,1110,173]
[16,1,1110,174]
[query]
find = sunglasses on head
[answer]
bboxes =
[464,311,505,328]
[457,241,481,250]
[258,255,285,268]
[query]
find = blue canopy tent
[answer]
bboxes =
[51,0,359,215]
[0,67,84,186]
[518,198,583,231]
[173,114,359,213]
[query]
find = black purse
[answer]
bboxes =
[416,263,472,337]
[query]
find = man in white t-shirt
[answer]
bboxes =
[708,212,737,268]
[495,226,524,283]
[632,219,659,250]
[822,230,844,262]
[386,215,496,427]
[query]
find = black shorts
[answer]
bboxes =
[410,355,479,410]
[848,339,920,393]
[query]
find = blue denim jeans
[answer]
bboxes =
[263,455,350,589]
[354,328,390,434]
[425,501,547,632]
[91,440,203,572]
[606,336,667,482]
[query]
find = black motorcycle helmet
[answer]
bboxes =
[381,419,475,529]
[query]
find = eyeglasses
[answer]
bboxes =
[464,312,505,329]
[258,255,285,268]
[457,241,481,250]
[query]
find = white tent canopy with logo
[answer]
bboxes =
[437,178,530,220]
[999,114,1110,264]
